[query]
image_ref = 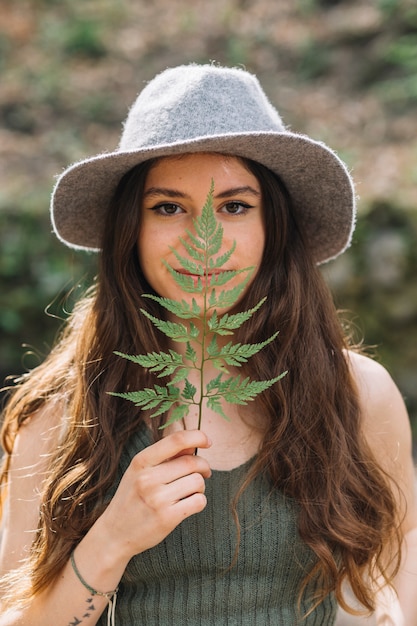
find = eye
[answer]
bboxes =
[150,203,184,216]
[220,201,253,215]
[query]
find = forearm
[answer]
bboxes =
[0,430,211,625]
[0,520,129,626]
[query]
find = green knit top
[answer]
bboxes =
[99,426,337,625]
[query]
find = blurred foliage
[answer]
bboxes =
[41,17,107,59]
[0,0,416,441]
[322,204,417,440]
[0,201,97,384]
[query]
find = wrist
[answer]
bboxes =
[70,549,119,626]
[72,520,129,595]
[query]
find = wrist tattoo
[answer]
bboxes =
[67,596,96,625]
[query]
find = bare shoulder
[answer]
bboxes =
[346,350,410,444]
[0,400,66,574]
[346,350,417,530]
[9,399,66,471]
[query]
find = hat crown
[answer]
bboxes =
[119,64,285,151]
[51,63,355,262]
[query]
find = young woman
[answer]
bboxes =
[0,64,416,626]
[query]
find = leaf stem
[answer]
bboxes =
[194,228,210,454]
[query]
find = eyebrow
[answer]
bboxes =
[143,185,261,199]
[216,186,261,199]
[144,187,189,199]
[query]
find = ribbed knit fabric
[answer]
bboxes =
[99,426,337,625]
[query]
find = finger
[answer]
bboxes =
[173,492,208,520]
[135,472,208,520]
[165,472,207,505]
[171,447,199,459]
[162,454,212,482]
[132,453,211,494]
[137,430,211,468]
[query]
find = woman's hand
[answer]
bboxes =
[94,428,212,562]
[0,427,212,626]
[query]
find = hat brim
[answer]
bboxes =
[51,131,356,264]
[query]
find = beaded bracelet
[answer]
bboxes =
[70,550,119,626]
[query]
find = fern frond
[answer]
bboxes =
[182,379,197,401]
[185,342,198,364]
[177,237,206,262]
[206,228,223,257]
[208,272,253,309]
[159,403,190,429]
[110,181,286,434]
[208,241,236,270]
[208,268,253,288]
[164,265,203,294]
[170,367,190,384]
[194,180,217,239]
[143,294,201,319]
[182,229,207,253]
[206,396,230,421]
[207,332,280,366]
[116,349,182,369]
[208,373,287,405]
[109,384,180,411]
[140,309,200,342]
[207,298,267,335]
[169,248,203,276]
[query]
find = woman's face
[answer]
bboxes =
[137,153,265,312]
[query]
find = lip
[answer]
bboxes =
[175,269,227,276]
[174,269,229,288]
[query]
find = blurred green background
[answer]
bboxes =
[1,0,416,445]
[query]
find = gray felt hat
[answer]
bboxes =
[51,63,356,264]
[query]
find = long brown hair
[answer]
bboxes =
[0,155,402,613]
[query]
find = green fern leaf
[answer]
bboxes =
[207,396,230,421]
[188,323,200,340]
[182,379,197,401]
[178,237,206,262]
[109,181,286,435]
[171,367,191,384]
[212,359,230,373]
[120,350,183,371]
[206,227,223,257]
[164,265,203,293]
[143,294,201,319]
[109,384,179,409]
[169,248,203,276]
[185,342,197,364]
[206,335,220,357]
[140,309,199,342]
[207,298,267,335]
[206,373,223,393]
[208,268,252,288]
[214,374,287,405]
[207,272,253,309]
[147,399,177,418]
[208,332,280,366]
[208,241,236,270]
[194,181,217,238]
[181,229,207,253]
[107,390,159,409]
[113,350,148,365]
[159,403,190,429]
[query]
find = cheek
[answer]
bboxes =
[247,227,266,265]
